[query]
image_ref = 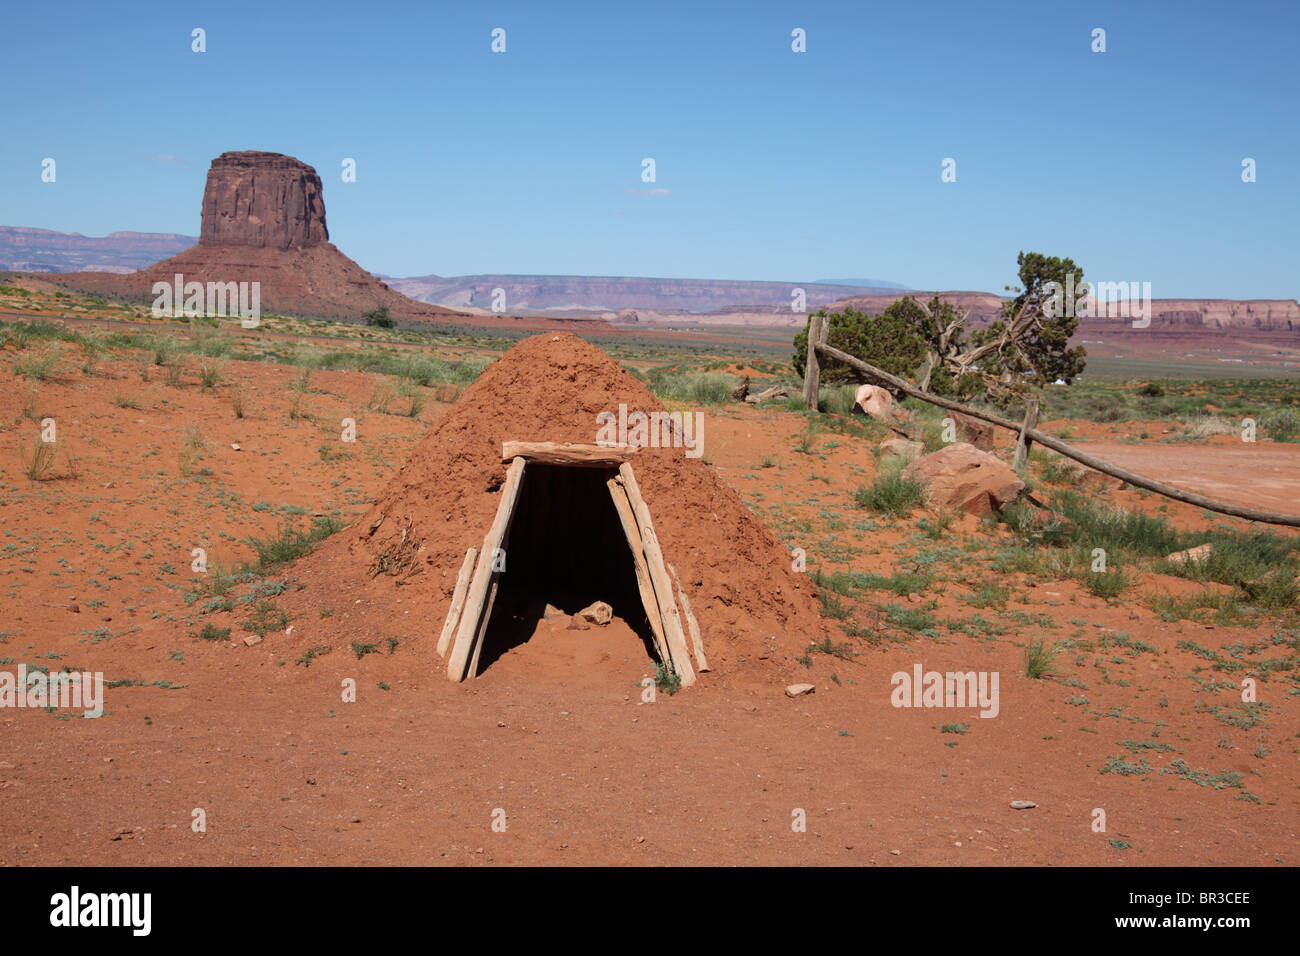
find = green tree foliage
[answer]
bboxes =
[791,301,928,385]
[362,306,394,328]
[791,295,980,397]
[791,251,1088,401]
[973,251,1088,386]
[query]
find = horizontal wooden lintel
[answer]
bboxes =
[501,441,638,466]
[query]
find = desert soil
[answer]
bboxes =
[1072,440,1300,515]
[1,349,1297,866]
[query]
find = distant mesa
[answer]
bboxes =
[812,278,910,290]
[384,274,911,319]
[0,226,195,274]
[823,291,1300,334]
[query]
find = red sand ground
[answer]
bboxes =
[1,335,1297,865]
[1070,441,1300,515]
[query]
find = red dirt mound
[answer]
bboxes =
[293,332,827,683]
[49,242,462,322]
[40,249,627,332]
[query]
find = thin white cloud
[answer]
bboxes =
[623,188,670,197]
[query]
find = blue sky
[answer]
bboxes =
[3,0,1296,297]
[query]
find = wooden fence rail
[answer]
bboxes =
[808,340,1300,529]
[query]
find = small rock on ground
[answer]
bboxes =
[579,601,613,625]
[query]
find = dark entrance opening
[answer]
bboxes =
[475,463,659,673]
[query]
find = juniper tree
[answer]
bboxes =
[792,251,1088,400]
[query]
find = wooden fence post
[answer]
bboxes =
[801,313,823,409]
[1013,398,1040,471]
[814,340,1300,527]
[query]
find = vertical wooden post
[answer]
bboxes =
[617,464,695,687]
[668,563,709,672]
[607,476,671,666]
[801,313,824,409]
[1013,398,1040,471]
[447,456,527,682]
[436,546,479,658]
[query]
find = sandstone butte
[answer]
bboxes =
[198,150,330,251]
[903,442,1025,518]
[28,150,613,331]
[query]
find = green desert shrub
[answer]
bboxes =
[649,371,735,406]
[1024,638,1057,678]
[246,516,344,569]
[1263,408,1300,442]
[363,306,394,328]
[819,384,860,416]
[854,468,924,517]
[15,349,59,381]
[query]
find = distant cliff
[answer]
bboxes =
[384,274,906,316]
[0,226,195,273]
[823,292,1299,334]
[8,213,1293,335]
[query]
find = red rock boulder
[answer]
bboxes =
[854,384,894,419]
[946,411,995,451]
[903,442,1025,517]
[878,438,923,464]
